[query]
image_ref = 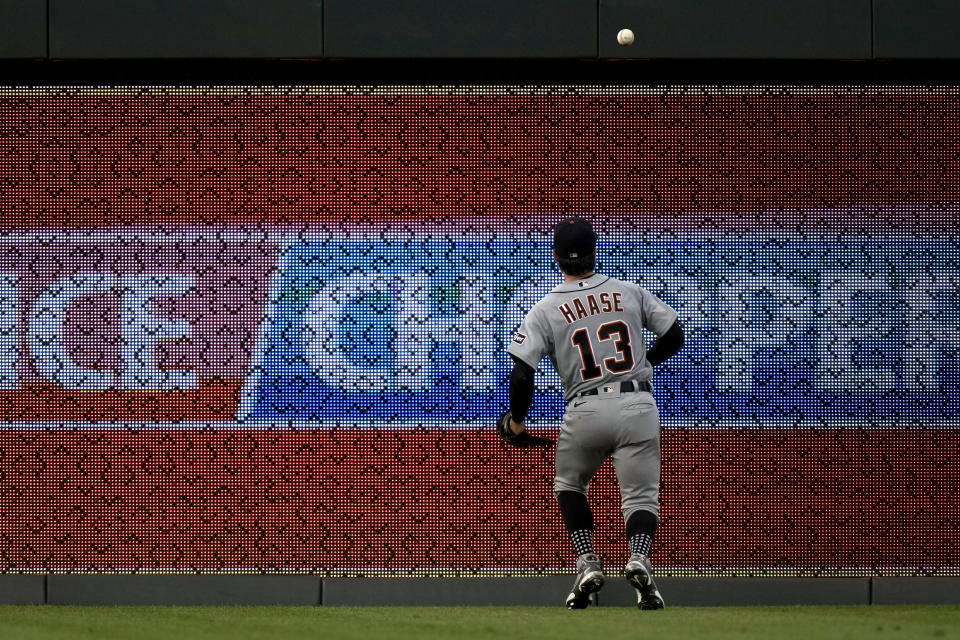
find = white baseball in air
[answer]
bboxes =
[617,28,635,46]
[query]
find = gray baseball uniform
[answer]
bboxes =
[507,274,677,522]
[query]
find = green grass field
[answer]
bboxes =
[0,605,958,640]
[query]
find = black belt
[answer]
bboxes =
[577,380,651,397]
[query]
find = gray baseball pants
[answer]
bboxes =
[553,388,661,523]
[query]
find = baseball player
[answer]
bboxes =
[496,217,684,610]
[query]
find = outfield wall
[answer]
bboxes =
[2,574,960,606]
[0,86,957,578]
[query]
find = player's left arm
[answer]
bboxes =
[495,355,553,447]
[500,306,553,447]
[508,356,535,433]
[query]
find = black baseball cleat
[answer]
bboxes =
[625,554,665,610]
[565,552,605,609]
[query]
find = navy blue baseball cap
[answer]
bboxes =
[554,217,596,260]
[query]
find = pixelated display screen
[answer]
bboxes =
[0,86,957,576]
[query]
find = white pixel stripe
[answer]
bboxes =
[0,420,957,431]
[0,223,954,244]
[16,565,960,577]
[1,85,960,97]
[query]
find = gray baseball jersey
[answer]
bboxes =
[508,273,678,522]
[507,275,677,401]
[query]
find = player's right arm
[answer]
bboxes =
[635,285,684,366]
[646,320,684,366]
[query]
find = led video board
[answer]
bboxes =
[0,86,956,575]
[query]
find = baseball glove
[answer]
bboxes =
[496,410,553,448]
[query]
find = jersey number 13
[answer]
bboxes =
[571,321,635,381]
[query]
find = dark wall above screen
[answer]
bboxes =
[0,1,951,59]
